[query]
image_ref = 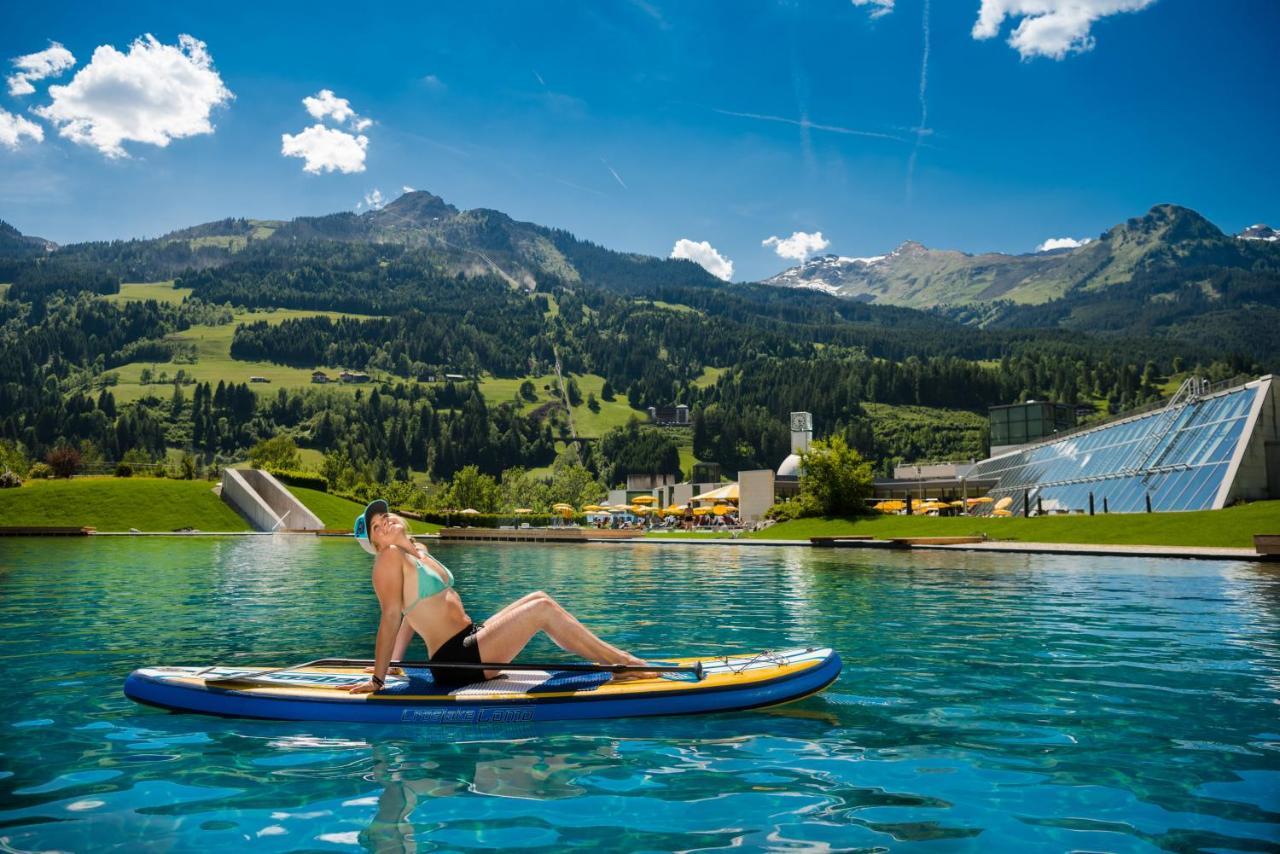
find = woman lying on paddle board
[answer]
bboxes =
[347,499,653,694]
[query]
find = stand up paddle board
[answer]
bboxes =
[124,647,841,723]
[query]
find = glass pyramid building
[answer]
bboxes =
[968,375,1277,516]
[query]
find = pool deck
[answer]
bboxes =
[606,535,1271,562]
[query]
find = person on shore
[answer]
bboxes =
[347,500,653,694]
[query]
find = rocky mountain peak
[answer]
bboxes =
[371,191,459,226]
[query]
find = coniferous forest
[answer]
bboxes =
[0,203,1273,495]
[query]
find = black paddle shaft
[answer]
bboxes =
[316,657,705,678]
[205,657,705,688]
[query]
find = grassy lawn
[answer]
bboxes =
[100,304,393,404]
[477,372,642,438]
[693,366,727,389]
[287,486,439,533]
[0,477,251,532]
[747,501,1280,549]
[102,281,192,306]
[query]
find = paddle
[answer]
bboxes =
[205,657,704,689]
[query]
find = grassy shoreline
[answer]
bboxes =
[0,478,441,534]
[699,501,1278,549]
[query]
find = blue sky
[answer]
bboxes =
[2,0,1278,281]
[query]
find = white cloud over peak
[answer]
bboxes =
[358,188,385,210]
[281,124,368,174]
[35,34,231,158]
[1036,236,1092,252]
[0,107,44,149]
[763,231,830,262]
[671,239,733,282]
[851,0,895,18]
[402,185,416,194]
[7,42,76,96]
[973,0,1158,60]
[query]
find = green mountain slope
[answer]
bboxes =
[763,204,1280,308]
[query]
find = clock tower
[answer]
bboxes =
[789,411,813,454]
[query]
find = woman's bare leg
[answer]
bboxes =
[474,592,648,679]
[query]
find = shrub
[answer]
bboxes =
[798,436,874,517]
[114,463,134,478]
[249,435,301,471]
[27,462,52,479]
[0,470,22,489]
[268,468,328,491]
[46,446,82,479]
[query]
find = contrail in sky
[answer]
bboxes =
[601,159,628,189]
[533,70,546,87]
[906,0,931,201]
[714,108,907,143]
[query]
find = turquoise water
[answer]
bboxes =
[1,537,1278,852]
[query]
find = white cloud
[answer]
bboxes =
[302,89,371,132]
[671,239,734,282]
[303,89,354,123]
[402,185,416,194]
[357,188,385,210]
[281,124,368,174]
[851,0,895,18]
[7,42,76,96]
[0,107,44,149]
[973,0,1158,60]
[1036,236,1091,252]
[763,231,831,262]
[35,34,231,158]
[421,74,445,91]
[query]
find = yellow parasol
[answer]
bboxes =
[581,505,604,512]
[992,508,1012,517]
[994,496,1013,510]
[692,506,712,516]
[514,508,533,514]
[631,496,657,505]
[966,496,993,505]
[874,500,906,512]
[712,504,732,515]
[459,508,480,515]
[949,499,966,507]
[692,482,739,504]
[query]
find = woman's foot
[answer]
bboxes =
[609,656,659,682]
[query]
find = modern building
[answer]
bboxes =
[647,404,690,426]
[967,375,1277,516]
[988,400,1076,456]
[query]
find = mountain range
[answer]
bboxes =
[762,205,1280,308]
[3,195,1278,345]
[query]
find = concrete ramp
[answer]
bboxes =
[221,468,325,532]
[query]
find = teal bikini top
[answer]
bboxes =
[402,554,454,616]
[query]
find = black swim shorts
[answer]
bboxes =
[428,621,484,691]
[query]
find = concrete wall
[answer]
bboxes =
[220,469,325,531]
[1224,376,1278,505]
[738,469,775,523]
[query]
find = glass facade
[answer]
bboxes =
[989,401,1076,448]
[969,385,1257,515]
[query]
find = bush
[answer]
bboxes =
[0,470,22,489]
[46,446,82,478]
[250,435,302,471]
[798,436,874,517]
[27,462,52,479]
[114,463,134,478]
[269,468,328,491]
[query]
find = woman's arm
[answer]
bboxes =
[349,552,405,694]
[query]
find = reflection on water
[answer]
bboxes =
[1,537,1278,851]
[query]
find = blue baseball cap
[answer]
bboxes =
[353,498,389,555]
